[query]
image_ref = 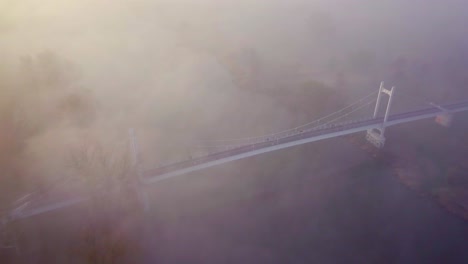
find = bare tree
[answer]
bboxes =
[0,51,91,210]
[68,138,144,264]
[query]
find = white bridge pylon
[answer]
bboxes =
[366,82,395,148]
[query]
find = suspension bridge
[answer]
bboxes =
[2,82,468,234]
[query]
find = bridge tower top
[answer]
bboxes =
[373,81,396,122]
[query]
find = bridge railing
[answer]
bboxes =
[146,115,380,175]
[189,100,377,159]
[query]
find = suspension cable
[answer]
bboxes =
[195,96,377,150]
[197,89,379,144]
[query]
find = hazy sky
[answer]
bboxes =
[3,0,467,69]
[2,0,468,163]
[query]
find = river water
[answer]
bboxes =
[144,138,468,263]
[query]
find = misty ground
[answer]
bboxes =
[8,129,468,263]
[3,46,468,264]
[143,136,468,264]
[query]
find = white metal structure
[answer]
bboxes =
[143,100,467,184]
[366,82,395,148]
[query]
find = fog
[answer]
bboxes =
[1,0,468,262]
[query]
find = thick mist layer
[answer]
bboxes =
[1,0,468,262]
[2,0,468,211]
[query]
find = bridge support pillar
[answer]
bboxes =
[435,113,453,127]
[366,128,386,149]
[366,82,395,149]
[429,102,453,127]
